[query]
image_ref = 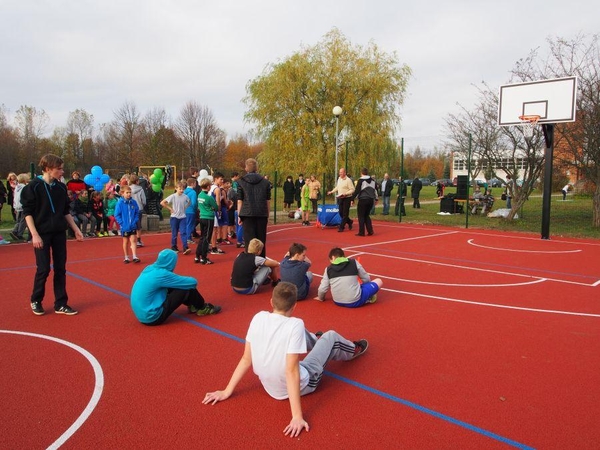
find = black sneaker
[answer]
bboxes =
[210,248,225,255]
[124,258,130,264]
[55,305,78,316]
[351,339,368,359]
[196,303,222,316]
[271,278,281,287]
[236,243,245,248]
[183,248,191,255]
[171,246,180,252]
[132,257,141,263]
[137,240,144,247]
[200,258,214,265]
[31,302,45,316]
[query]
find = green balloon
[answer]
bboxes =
[153,168,163,177]
[151,183,161,192]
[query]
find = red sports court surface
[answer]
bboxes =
[1,222,599,449]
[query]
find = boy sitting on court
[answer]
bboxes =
[280,242,313,300]
[316,247,382,307]
[230,238,280,294]
[203,281,368,437]
[130,248,221,325]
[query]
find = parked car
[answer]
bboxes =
[433,179,453,187]
[488,178,504,187]
[419,178,432,186]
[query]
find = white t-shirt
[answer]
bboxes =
[246,311,309,400]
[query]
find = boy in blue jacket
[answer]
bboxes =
[114,185,141,263]
[130,248,221,325]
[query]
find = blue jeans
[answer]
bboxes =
[382,195,391,214]
[170,216,188,249]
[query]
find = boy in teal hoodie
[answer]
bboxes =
[130,249,221,325]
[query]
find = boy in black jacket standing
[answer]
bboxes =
[351,168,378,236]
[22,154,84,316]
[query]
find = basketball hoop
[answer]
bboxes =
[518,115,540,138]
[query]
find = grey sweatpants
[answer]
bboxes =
[300,330,356,395]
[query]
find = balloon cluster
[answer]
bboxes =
[198,169,210,182]
[149,168,164,192]
[84,166,110,192]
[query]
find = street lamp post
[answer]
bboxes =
[333,106,342,176]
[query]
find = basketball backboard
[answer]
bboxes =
[498,76,577,126]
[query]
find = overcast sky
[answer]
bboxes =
[1,0,596,153]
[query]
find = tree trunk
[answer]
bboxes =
[593,184,600,227]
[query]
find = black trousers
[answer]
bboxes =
[145,288,206,326]
[31,232,69,308]
[241,216,268,257]
[337,196,353,231]
[356,198,374,235]
[196,218,215,260]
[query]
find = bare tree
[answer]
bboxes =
[445,83,546,219]
[112,101,144,169]
[512,34,600,226]
[66,109,95,166]
[176,101,226,171]
[14,105,49,165]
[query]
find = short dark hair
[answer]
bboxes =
[272,281,298,312]
[39,154,64,172]
[214,171,224,179]
[328,247,345,260]
[361,167,368,175]
[289,242,307,258]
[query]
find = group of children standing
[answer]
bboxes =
[160,172,244,265]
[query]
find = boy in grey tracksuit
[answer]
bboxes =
[317,247,383,308]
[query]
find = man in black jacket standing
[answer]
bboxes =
[411,176,423,208]
[237,158,271,257]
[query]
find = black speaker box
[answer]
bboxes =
[456,175,468,199]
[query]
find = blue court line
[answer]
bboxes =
[175,314,534,449]
[65,271,534,449]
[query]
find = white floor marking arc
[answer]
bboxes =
[467,239,582,254]
[0,330,104,450]
[369,272,547,288]
[344,251,598,287]
[310,272,599,317]
[380,287,600,318]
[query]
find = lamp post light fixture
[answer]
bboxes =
[333,106,342,176]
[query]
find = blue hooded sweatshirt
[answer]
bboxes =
[130,249,197,323]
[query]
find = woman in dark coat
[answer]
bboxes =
[282,175,295,210]
[294,174,305,208]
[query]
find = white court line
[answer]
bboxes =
[380,287,600,318]
[0,330,104,450]
[467,239,582,254]
[310,273,599,317]
[345,250,598,287]
[368,272,547,288]
[344,230,459,251]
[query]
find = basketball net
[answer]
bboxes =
[518,115,540,139]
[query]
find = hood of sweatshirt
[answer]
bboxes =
[241,172,266,185]
[154,249,178,272]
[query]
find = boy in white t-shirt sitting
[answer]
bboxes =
[203,281,368,437]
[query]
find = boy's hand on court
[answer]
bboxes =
[74,229,84,241]
[202,390,230,405]
[284,417,309,437]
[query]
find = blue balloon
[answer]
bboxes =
[84,167,110,192]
